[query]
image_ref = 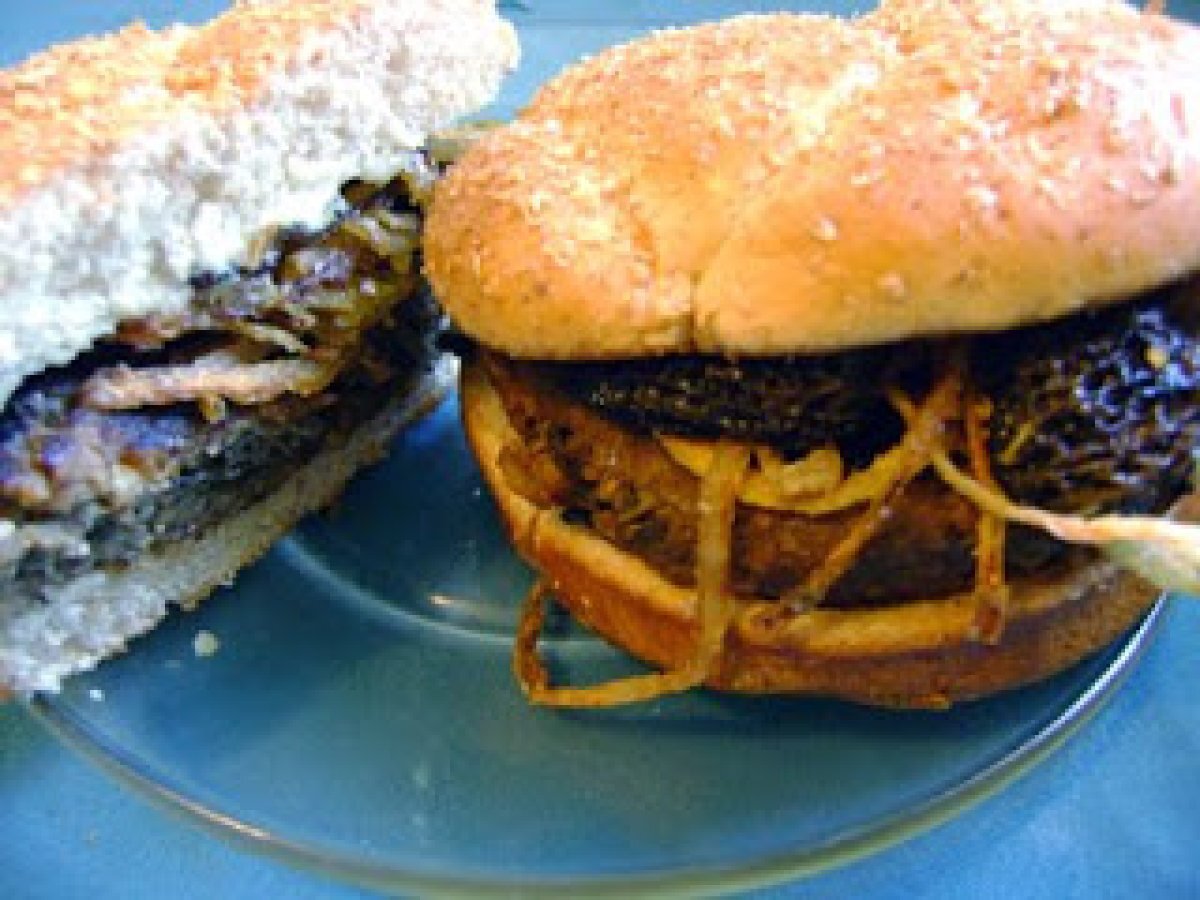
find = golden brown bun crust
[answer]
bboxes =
[427,0,1200,358]
[0,0,512,206]
[461,360,1158,708]
[0,0,518,410]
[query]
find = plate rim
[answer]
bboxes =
[28,600,1164,898]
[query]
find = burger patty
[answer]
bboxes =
[0,301,438,606]
[487,354,1065,607]
[486,287,1200,605]
[0,167,440,610]
[978,293,1200,515]
[536,286,1200,517]
[545,343,915,468]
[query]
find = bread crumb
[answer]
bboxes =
[812,216,839,241]
[193,630,220,657]
[877,272,907,298]
[964,183,999,213]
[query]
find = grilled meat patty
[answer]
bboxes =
[486,286,1200,606]
[0,169,440,609]
[489,354,1064,606]
[536,288,1200,516]
[548,344,915,468]
[978,294,1200,516]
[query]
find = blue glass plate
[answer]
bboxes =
[15,1,1169,895]
[30,395,1161,896]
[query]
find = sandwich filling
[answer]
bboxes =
[0,162,440,614]
[486,280,1200,624]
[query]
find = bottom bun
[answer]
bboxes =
[1,356,454,696]
[461,359,1159,709]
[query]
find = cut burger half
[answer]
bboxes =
[426,0,1200,708]
[0,0,518,694]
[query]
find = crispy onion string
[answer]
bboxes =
[964,391,1010,644]
[517,342,1200,707]
[890,391,1200,599]
[782,366,963,610]
[83,356,336,409]
[513,442,751,707]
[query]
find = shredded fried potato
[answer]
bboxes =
[514,443,751,707]
[892,392,1200,598]
[659,437,844,507]
[514,580,711,706]
[782,368,963,609]
[89,177,426,420]
[83,356,336,409]
[659,432,938,515]
[228,320,310,354]
[964,392,1010,644]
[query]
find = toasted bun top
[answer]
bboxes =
[426,0,1200,359]
[0,0,518,407]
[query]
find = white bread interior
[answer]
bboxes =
[0,0,518,407]
[426,0,1200,358]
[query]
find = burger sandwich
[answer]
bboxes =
[0,0,518,694]
[426,0,1200,708]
